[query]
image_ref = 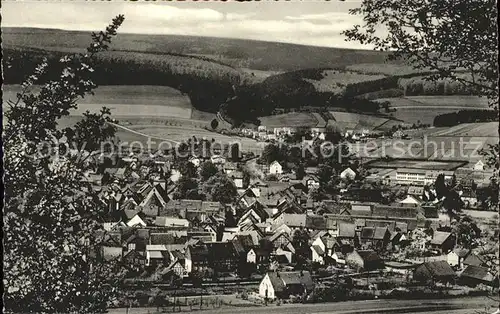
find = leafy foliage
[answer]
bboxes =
[202,173,237,204]
[199,161,219,181]
[3,16,125,313]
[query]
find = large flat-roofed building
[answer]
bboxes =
[395,168,427,185]
[395,168,454,186]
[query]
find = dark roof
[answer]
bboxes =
[280,271,314,290]
[460,265,495,282]
[360,227,375,239]
[372,205,419,219]
[463,253,486,267]
[267,272,286,293]
[420,261,456,277]
[306,215,326,229]
[187,245,210,262]
[356,250,382,263]
[150,233,176,245]
[430,231,452,245]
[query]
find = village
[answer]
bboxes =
[88,122,499,308]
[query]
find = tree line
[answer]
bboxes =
[433,109,498,127]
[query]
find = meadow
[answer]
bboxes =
[375,96,491,125]
[259,112,319,128]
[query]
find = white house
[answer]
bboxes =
[340,168,356,181]
[258,125,267,132]
[311,237,326,265]
[154,216,190,228]
[259,271,314,300]
[473,160,485,171]
[269,161,283,175]
[399,195,422,206]
[126,214,147,227]
[447,251,460,268]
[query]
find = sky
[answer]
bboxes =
[1,0,370,49]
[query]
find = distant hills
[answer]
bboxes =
[2,27,483,127]
[2,27,402,72]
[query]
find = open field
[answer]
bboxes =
[375,96,491,124]
[329,111,396,131]
[2,85,205,120]
[259,112,319,128]
[354,135,496,164]
[345,63,428,75]
[129,125,264,154]
[405,122,498,138]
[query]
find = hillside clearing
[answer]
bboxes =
[259,113,318,128]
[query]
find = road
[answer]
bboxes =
[107,296,498,314]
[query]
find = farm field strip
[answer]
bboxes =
[259,112,318,128]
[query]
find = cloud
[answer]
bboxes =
[225,12,256,21]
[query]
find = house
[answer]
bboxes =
[303,175,320,190]
[413,261,456,284]
[269,231,292,251]
[146,248,170,267]
[99,232,123,261]
[429,231,455,254]
[447,249,470,268]
[459,265,497,287]
[269,161,283,175]
[123,249,146,269]
[154,216,190,228]
[247,248,270,264]
[340,168,356,181]
[184,245,210,274]
[473,160,485,171]
[345,250,383,271]
[399,195,422,207]
[384,261,418,275]
[126,213,147,228]
[463,253,486,267]
[311,244,325,265]
[259,271,315,300]
[230,171,245,189]
[359,227,390,249]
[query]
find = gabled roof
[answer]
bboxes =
[419,261,456,277]
[267,272,286,293]
[430,231,452,245]
[460,265,495,282]
[463,253,486,267]
[338,223,356,238]
[373,227,389,240]
[269,231,291,243]
[312,245,325,256]
[356,250,382,263]
[281,213,307,227]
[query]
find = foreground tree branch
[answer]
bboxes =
[4,15,125,313]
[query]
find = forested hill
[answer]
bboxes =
[2,27,398,72]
